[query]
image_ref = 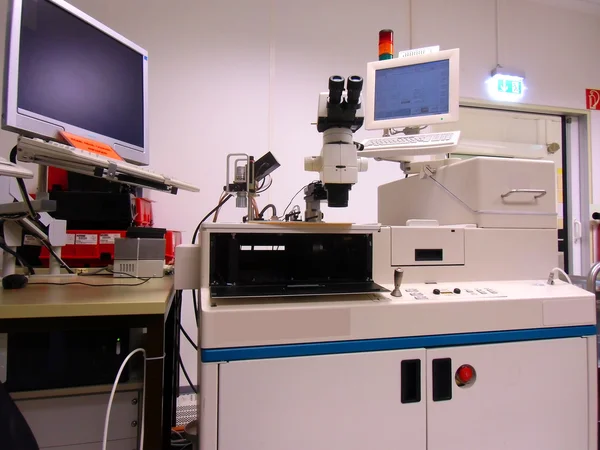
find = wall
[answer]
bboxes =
[0,0,598,387]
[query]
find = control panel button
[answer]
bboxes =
[433,288,441,295]
[453,288,461,294]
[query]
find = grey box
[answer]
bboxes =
[114,238,165,261]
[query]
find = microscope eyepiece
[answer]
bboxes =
[328,75,345,105]
[346,75,363,106]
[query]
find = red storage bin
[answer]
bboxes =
[40,230,126,267]
[165,230,181,265]
[134,198,154,227]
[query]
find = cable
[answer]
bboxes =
[0,242,35,274]
[547,267,572,285]
[32,278,151,287]
[251,196,259,219]
[102,348,147,450]
[259,203,277,219]
[279,184,310,219]
[192,289,199,322]
[180,324,198,351]
[192,194,233,244]
[179,353,197,394]
[256,175,272,193]
[39,241,75,274]
[212,191,227,223]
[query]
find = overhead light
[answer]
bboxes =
[487,66,526,102]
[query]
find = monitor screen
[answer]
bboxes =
[364,48,459,130]
[374,60,450,121]
[3,0,149,165]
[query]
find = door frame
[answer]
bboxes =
[459,97,593,275]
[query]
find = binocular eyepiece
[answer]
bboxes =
[327,75,363,106]
[346,75,363,106]
[328,75,345,105]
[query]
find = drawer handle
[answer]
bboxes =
[501,189,547,199]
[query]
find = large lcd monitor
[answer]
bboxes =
[365,48,459,130]
[2,0,149,165]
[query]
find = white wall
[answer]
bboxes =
[0,0,598,387]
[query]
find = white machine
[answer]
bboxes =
[196,222,596,450]
[192,47,597,450]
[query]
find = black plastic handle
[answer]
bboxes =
[401,359,421,404]
[432,358,452,402]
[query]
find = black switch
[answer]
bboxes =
[453,288,461,294]
[433,288,441,295]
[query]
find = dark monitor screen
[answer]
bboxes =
[16,0,144,148]
[374,59,450,121]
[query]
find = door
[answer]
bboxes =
[426,337,589,450]
[218,349,427,450]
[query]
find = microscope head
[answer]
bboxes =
[304,74,368,212]
[316,75,364,133]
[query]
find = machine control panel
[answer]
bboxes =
[402,286,503,300]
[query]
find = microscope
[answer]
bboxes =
[304,75,368,221]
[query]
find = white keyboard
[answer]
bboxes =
[361,131,461,161]
[0,157,33,179]
[16,136,199,193]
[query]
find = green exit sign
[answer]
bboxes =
[496,76,523,95]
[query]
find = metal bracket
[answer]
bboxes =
[107,162,118,178]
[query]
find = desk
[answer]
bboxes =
[0,275,177,450]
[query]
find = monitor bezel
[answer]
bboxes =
[365,48,460,130]
[2,0,150,165]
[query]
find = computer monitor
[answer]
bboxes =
[2,0,149,165]
[365,48,459,130]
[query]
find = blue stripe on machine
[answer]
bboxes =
[200,325,597,362]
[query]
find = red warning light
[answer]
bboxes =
[379,29,394,60]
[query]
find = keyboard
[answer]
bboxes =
[16,136,199,193]
[361,131,461,161]
[0,157,33,179]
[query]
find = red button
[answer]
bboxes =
[457,365,474,383]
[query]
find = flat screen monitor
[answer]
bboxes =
[365,48,459,130]
[2,0,149,165]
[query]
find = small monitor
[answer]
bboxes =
[2,0,149,165]
[365,48,459,130]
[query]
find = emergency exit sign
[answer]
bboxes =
[496,77,523,95]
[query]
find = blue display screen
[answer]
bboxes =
[374,60,450,121]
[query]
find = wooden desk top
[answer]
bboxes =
[0,275,174,319]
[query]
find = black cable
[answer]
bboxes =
[259,203,277,219]
[256,175,272,193]
[31,278,151,287]
[178,354,197,394]
[192,289,199,322]
[280,184,309,219]
[179,324,198,351]
[192,194,233,244]
[0,242,35,274]
[40,240,75,274]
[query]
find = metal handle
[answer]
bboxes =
[391,268,403,297]
[573,219,582,242]
[586,261,600,293]
[500,189,547,199]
